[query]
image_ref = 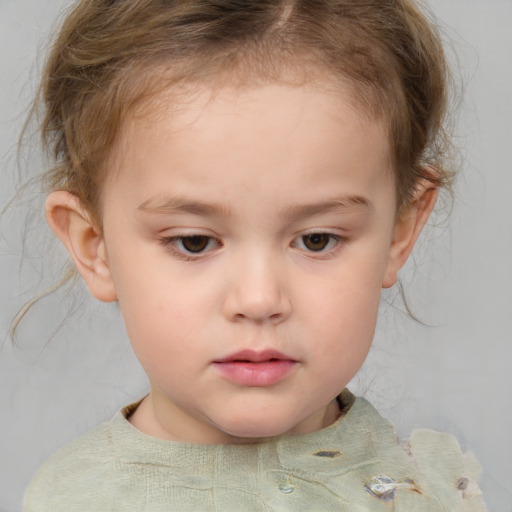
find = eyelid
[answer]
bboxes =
[292,231,346,258]
[158,229,347,261]
[159,233,222,261]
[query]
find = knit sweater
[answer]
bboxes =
[24,390,486,511]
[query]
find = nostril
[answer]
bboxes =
[222,274,291,324]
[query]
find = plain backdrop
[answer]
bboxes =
[1,1,511,511]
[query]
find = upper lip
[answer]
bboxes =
[214,349,295,363]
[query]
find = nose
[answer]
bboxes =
[221,251,292,324]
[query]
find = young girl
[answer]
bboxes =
[20,0,487,510]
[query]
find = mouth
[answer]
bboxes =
[212,349,298,387]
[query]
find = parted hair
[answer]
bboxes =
[39,0,451,221]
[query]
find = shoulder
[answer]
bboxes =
[341,395,487,511]
[23,419,116,512]
[402,428,487,511]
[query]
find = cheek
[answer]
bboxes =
[301,256,385,361]
[120,300,198,387]
[121,293,195,344]
[116,273,215,365]
[310,257,384,321]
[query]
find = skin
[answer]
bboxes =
[46,82,437,445]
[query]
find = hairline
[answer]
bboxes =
[94,57,393,224]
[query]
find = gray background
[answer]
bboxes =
[1,0,511,510]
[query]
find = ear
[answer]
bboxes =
[45,191,117,302]
[382,179,438,288]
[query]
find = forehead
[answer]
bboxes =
[117,77,389,156]
[104,81,394,212]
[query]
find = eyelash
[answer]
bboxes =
[159,235,222,261]
[159,232,345,261]
[293,233,345,257]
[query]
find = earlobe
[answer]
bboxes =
[45,191,117,302]
[382,180,439,288]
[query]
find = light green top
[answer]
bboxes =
[24,390,486,511]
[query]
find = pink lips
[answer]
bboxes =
[213,349,297,387]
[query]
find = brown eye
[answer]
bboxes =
[180,235,210,253]
[302,233,331,251]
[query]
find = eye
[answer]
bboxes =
[294,233,342,253]
[302,233,331,251]
[160,234,220,258]
[178,235,212,253]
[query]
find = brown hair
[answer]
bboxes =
[39,0,452,223]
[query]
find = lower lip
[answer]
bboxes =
[213,360,297,387]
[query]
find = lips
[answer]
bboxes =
[212,349,298,387]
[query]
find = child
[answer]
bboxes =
[21,0,487,510]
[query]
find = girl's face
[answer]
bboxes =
[72,83,425,444]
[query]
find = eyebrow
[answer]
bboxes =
[137,195,371,219]
[282,196,372,220]
[138,196,231,216]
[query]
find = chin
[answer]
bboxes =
[217,413,297,442]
